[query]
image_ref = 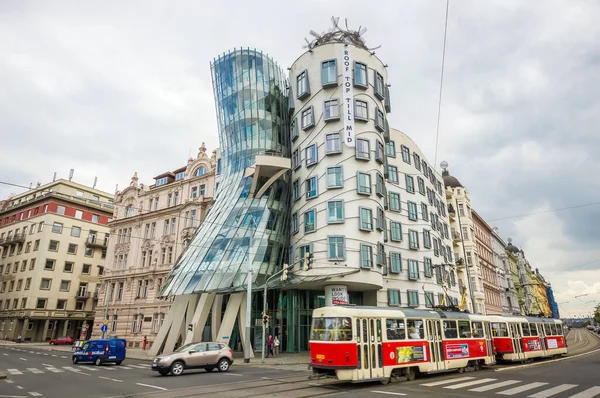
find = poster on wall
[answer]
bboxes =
[396,345,425,363]
[331,287,348,305]
[446,343,469,359]
[547,338,558,349]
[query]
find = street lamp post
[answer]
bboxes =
[455,197,478,314]
[244,219,255,364]
[100,282,112,339]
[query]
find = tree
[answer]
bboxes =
[594,304,600,324]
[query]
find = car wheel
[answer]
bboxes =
[170,361,184,376]
[95,357,103,366]
[158,369,169,376]
[217,358,230,372]
[72,357,78,364]
[116,360,122,365]
[49,342,54,345]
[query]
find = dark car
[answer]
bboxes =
[151,342,233,376]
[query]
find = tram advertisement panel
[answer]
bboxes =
[547,338,558,349]
[523,337,541,351]
[446,343,469,359]
[383,342,428,366]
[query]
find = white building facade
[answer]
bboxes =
[491,228,519,314]
[288,42,459,309]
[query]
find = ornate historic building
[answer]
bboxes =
[91,145,216,347]
[491,227,519,314]
[0,180,112,341]
[472,210,501,314]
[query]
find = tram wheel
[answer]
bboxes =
[473,361,481,371]
[405,367,417,381]
[380,377,390,385]
[457,367,465,374]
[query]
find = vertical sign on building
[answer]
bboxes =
[342,45,355,147]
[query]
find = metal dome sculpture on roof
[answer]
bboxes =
[440,161,464,188]
[303,16,381,52]
[506,238,520,254]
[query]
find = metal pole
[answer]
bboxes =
[456,198,478,314]
[244,219,254,363]
[260,263,293,362]
[101,282,111,339]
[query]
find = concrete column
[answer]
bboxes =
[20,318,29,340]
[183,293,215,345]
[211,295,223,341]
[62,320,69,337]
[149,294,200,356]
[41,319,50,342]
[233,293,254,358]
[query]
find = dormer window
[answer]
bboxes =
[156,177,167,187]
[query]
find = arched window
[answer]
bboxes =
[125,205,134,218]
[195,167,207,177]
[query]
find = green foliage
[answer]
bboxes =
[594,304,600,324]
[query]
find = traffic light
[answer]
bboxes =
[188,323,194,332]
[262,314,269,325]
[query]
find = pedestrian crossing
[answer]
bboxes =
[4,364,151,375]
[420,377,600,397]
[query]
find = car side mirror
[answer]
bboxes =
[189,350,196,354]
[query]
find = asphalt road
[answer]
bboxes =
[1,329,598,398]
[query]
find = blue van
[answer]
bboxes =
[72,338,126,366]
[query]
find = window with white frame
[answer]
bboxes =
[354,62,368,87]
[291,117,298,141]
[132,314,143,333]
[293,179,301,200]
[325,132,342,154]
[374,71,385,99]
[327,201,344,224]
[52,222,63,233]
[327,236,345,260]
[375,108,385,131]
[305,176,318,199]
[414,153,422,170]
[423,229,432,248]
[408,290,419,306]
[390,252,402,273]
[401,145,411,163]
[387,165,398,183]
[291,212,298,234]
[297,70,310,99]
[407,201,418,220]
[354,99,368,120]
[376,173,386,197]
[355,139,370,160]
[388,289,400,306]
[360,244,373,268]
[376,207,385,231]
[405,175,415,193]
[357,172,371,195]
[408,230,419,249]
[292,149,300,169]
[323,99,339,121]
[326,166,343,188]
[305,144,317,166]
[375,141,385,164]
[389,192,401,212]
[425,292,434,307]
[359,207,373,231]
[301,106,314,130]
[386,141,396,157]
[417,177,426,195]
[424,257,433,277]
[304,209,316,234]
[321,60,337,86]
[390,222,402,241]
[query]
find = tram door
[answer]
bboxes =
[426,320,445,371]
[483,322,495,363]
[356,318,384,380]
[509,323,524,359]
[537,324,548,354]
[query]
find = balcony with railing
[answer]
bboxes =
[0,233,26,247]
[85,235,108,248]
[76,291,91,299]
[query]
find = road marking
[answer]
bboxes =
[41,364,53,367]
[99,376,123,382]
[421,376,475,387]
[16,386,24,389]
[470,380,522,392]
[0,395,27,398]
[498,382,549,395]
[100,367,115,371]
[496,348,600,372]
[2,353,8,356]
[136,383,167,391]
[527,383,578,398]
[119,366,132,369]
[26,368,43,374]
[5,379,14,384]
[27,352,34,354]
[60,356,67,359]
[28,393,42,397]
[35,353,41,355]
[371,392,407,396]
[128,364,149,369]
[445,378,497,389]
[51,355,57,357]
[19,358,27,361]
[42,354,48,356]
[568,386,600,398]
[7,369,23,375]
[224,373,243,376]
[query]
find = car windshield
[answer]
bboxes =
[173,343,196,353]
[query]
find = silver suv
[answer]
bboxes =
[151,342,234,376]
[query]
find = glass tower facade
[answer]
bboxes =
[160,49,291,296]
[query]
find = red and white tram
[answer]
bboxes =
[309,306,495,383]
[489,315,567,362]
[309,306,567,383]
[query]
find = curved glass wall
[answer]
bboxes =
[160,48,291,296]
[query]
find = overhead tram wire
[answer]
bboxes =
[433,0,450,168]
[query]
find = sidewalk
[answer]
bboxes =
[0,340,310,365]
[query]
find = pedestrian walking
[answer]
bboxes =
[266,335,274,358]
[142,336,148,350]
[273,336,280,357]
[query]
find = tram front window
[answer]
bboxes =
[310,317,352,341]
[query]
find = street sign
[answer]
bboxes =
[103,319,108,325]
[100,325,108,333]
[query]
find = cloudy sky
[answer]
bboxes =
[1,0,598,317]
